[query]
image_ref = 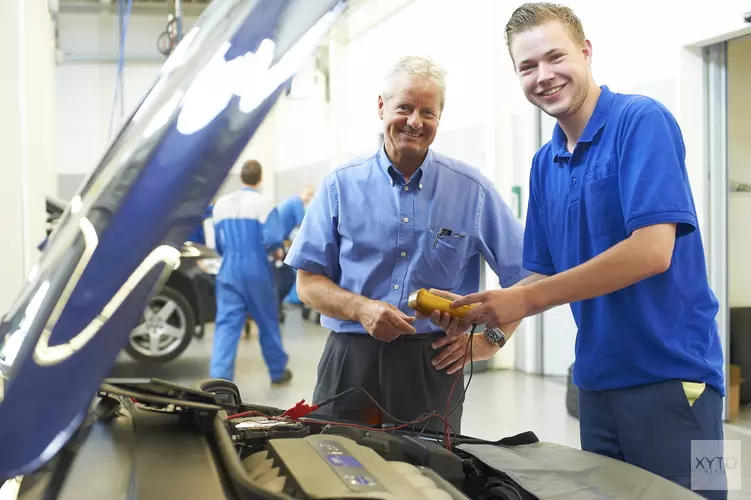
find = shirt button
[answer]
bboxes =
[419,184,423,189]
[393,284,400,290]
[403,217,409,223]
[401,251,407,257]
[572,178,577,185]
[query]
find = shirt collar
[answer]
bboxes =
[377,145,432,189]
[552,85,615,162]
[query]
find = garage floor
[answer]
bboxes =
[110,307,751,499]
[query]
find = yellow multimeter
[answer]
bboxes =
[407,288,475,318]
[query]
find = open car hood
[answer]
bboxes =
[0,0,347,480]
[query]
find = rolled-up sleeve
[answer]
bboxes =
[284,176,340,280]
[475,184,529,288]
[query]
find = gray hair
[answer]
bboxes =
[381,56,447,113]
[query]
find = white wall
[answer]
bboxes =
[0,0,57,313]
[56,12,197,176]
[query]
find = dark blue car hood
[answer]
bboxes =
[0,0,346,480]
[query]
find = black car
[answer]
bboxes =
[45,196,219,363]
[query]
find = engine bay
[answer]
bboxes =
[219,408,536,500]
[94,377,537,500]
[12,377,701,500]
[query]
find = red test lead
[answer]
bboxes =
[281,399,320,419]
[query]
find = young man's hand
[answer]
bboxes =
[356,299,416,342]
[452,287,533,330]
[414,289,471,337]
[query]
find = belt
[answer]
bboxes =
[331,330,443,340]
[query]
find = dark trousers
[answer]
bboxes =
[579,380,727,500]
[312,332,464,434]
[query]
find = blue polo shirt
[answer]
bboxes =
[524,86,725,396]
[285,146,528,334]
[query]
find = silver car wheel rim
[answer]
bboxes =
[129,295,187,358]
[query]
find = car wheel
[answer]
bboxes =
[125,286,195,363]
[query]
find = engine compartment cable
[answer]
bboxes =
[227,324,480,451]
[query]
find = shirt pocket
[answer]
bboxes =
[414,227,471,291]
[584,174,623,238]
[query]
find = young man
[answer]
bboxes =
[449,3,726,498]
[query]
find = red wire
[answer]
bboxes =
[228,333,473,451]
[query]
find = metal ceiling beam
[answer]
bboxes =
[58,52,166,64]
[59,0,208,16]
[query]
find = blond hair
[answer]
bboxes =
[504,2,586,52]
[381,55,448,113]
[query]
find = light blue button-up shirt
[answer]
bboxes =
[284,146,528,334]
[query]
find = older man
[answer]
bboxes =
[284,56,526,433]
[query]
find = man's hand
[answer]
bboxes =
[414,289,470,337]
[431,332,500,375]
[451,287,533,331]
[356,299,417,342]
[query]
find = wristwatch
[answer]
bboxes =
[482,327,507,348]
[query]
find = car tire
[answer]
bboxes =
[125,286,195,363]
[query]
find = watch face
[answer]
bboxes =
[485,328,503,344]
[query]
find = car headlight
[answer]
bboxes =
[196,257,221,275]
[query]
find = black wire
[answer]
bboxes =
[316,385,456,436]
[316,386,424,426]
[447,324,476,418]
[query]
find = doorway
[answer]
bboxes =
[717,34,751,428]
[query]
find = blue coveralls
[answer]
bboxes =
[209,188,288,382]
[276,195,306,304]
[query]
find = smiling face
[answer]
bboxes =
[378,73,441,170]
[510,20,594,121]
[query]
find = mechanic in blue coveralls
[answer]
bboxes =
[447,4,726,498]
[284,55,526,433]
[276,185,315,306]
[210,159,292,386]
